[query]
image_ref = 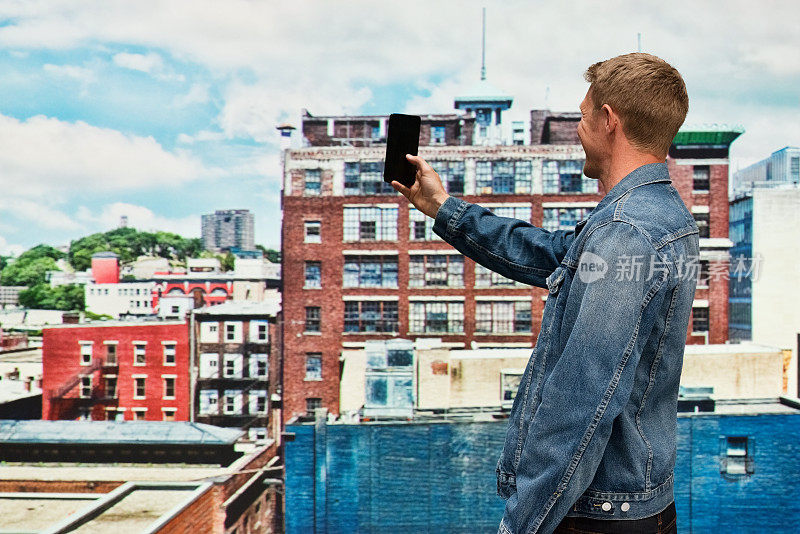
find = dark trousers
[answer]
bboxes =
[553,502,677,534]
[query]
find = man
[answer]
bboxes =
[391,53,696,534]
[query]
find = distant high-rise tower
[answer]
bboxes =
[201,209,256,253]
[119,215,128,229]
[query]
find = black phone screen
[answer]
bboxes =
[383,114,421,188]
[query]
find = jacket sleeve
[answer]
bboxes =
[433,196,576,288]
[498,221,669,534]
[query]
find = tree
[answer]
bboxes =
[18,283,84,311]
[256,245,281,263]
[1,256,59,287]
[221,252,236,272]
[68,228,205,270]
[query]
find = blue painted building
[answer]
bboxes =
[285,398,800,533]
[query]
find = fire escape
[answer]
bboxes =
[48,357,119,420]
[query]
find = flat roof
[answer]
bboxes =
[42,320,186,330]
[684,342,785,354]
[0,420,243,445]
[195,300,279,316]
[0,493,98,532]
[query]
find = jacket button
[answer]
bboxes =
[601,502,612,512]
[621,502,630,512]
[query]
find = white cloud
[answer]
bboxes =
[113,51,163,73]
[76,202,200,237]
[174,83,210,107]
[0,113,209,198]
[0,235,26,257]
[42,63,95,83]
[0,198,82,231]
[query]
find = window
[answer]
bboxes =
[163,376,176,399]
[501,371,523,409]
[408,255,464,287]
[224,322,242,342]
[134,377,146,399]
[542,207,593,232]
[343,206,398,241]
[199,353,219,378]
[409,301,464,333]
[721,436,754,475]
[224,353,244,378]
[692,307,709,333]
[80,343,93,366]
[791,156,800,183]
[249,390,268,414]
[200,322,219,343]
[429,161,465,195]
[105,343,117,365]
[542,160,595,193]
[163,409,177,422]
[132,409,147,421]
[693,165,710,191]
[171,305,180,314]
[304,221,321,243]
[430,125,446,145]
[475,264,523,287]
[80,376,92,398]
[250,427,268,442]
[344,301,398,333]
[105,376,117,399]
[476,160,533,194]
[306,397,322,414]
[486,204,532,221]
[133,343,146,365]
[409,208,442,241]
[249,354,268,379]
[304,169,321,196]
[250,321,269,342]
[475,301,532,333]
[344,162,393,195]
[698,260,710,287]
[163,343,176,366]
[343,255,398,287]
[694,213,710,238]
[305,353,322,380]
[305,307,321,332]
[199,389,219,414]
[224,390,243,415]
[304,261,322,288]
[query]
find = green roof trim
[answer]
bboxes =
[672,129,744,147]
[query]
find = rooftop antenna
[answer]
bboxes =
[480,7,487,81]
[637,32,642,52]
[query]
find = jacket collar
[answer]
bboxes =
[577,162,671,233]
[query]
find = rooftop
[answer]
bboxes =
[195,300,280,317]
[672,128,744,147]
[0,420,243,445]
[41,320,186,330]
[683,342,785,354]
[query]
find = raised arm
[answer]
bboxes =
[392,154,574,288]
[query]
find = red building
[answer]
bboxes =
[42,321,189,422]
[280,98,739,421]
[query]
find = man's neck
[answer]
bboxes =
[598,151,663,193]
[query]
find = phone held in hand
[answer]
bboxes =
[383,113,421,188]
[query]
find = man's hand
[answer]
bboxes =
[391,154,450,219]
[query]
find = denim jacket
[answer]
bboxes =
[432,162,699,534]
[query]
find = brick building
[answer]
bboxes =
[42,321,189,422]
[281,97,739,420]
[191,301,281,442]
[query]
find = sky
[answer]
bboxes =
[0,0,798,257]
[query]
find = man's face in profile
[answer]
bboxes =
[577,89,605,180]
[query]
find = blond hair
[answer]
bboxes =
[584,53,688,157]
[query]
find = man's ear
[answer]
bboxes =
[600,103,617,133]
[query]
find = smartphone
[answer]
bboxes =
[383,113,421,188]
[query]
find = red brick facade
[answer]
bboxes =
[42,322,189,421]
[281,112,734,422]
